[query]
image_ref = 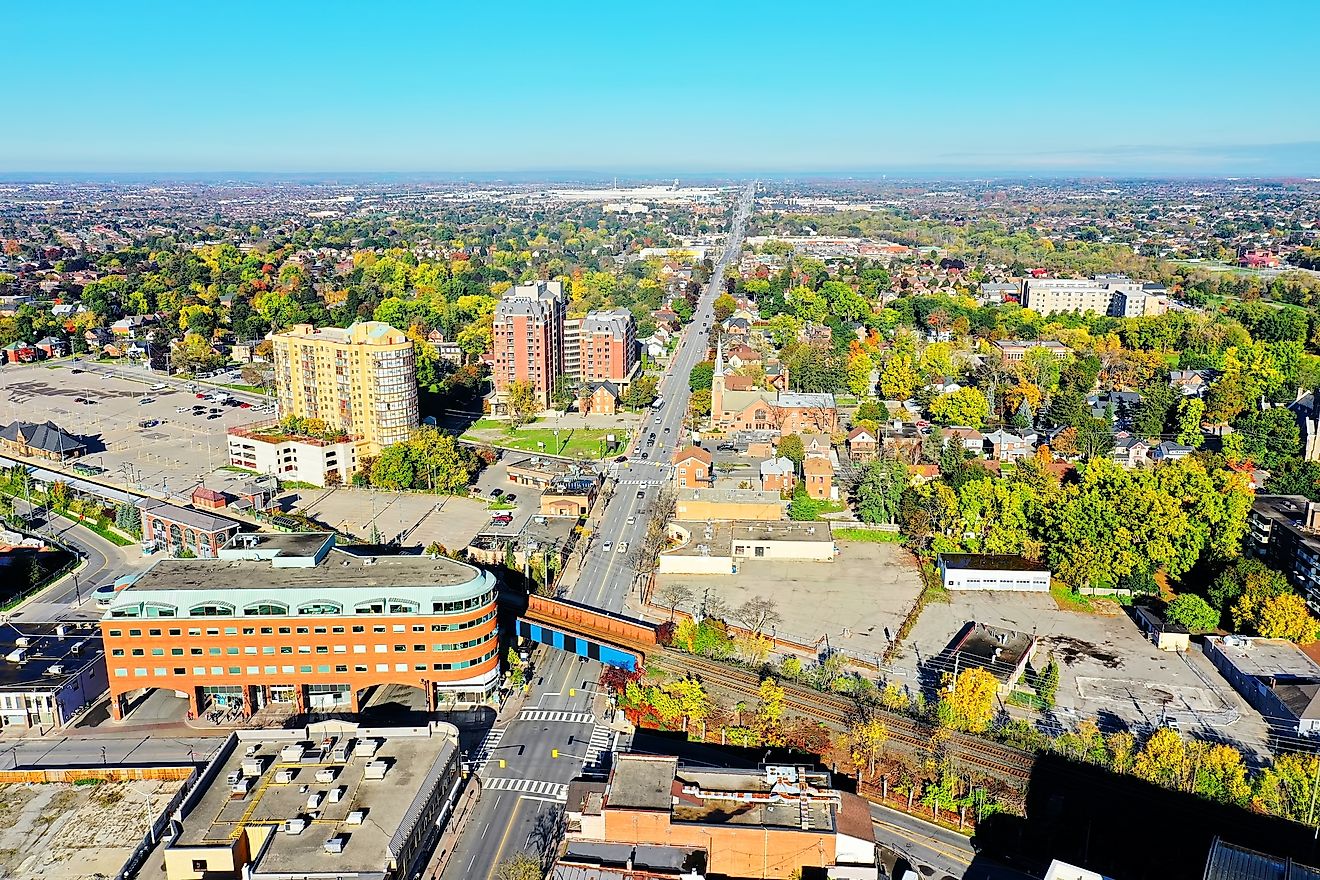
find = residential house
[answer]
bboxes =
[984,429,1032,461]
[908,463,941,485]
[1110,432,1151,468]
[1170,369,1210,397]
[725,343,761,370]
[34,336,67,358]
[759,457,796,493]
[845,426,878,462]
[803,455,833,501]
[578,382,620,416]
[1152,440,1194,462]
[672,446,712,489]
[943,426,985,455]
[425,329,464,365]
[1,341,37,364]
[798,432,831,459]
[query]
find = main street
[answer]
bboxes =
[440,184,755,880]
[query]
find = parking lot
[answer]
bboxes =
[888,590,1273,756]
[0,360,269,499]
[652,540,924,661]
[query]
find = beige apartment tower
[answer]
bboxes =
[269,322,419,454]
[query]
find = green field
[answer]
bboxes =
[832,527,904,543]
[463,426,629,459]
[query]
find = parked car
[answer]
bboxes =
[504,494,516,504]
[207,414,222,420]
[490,514,513,525]
[138,419,159,428]
[490,488,504,498]
[138,397,154,405]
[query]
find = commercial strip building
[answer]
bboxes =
[1204,635,1320,738]
[268,321,419,455]
[1021,275,1168,318]
[937,553,1052,592]
[674,488,784,522]
[100,533,500,720]
[163,720,461,880]
[0,621,105,730]
[943,622,1037,694]
[1246,494,1320,613]
[227,421,368,487]
[492,280,567,410]
[564,755,876,880]
[659,520,836,575]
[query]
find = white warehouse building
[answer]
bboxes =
[938,553,1052,592]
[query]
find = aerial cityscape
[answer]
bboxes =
[3,4,1320,880]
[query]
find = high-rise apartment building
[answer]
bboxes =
[580,308,638,384]
[492,281,566,409]
[100,533,500,720]
[1022,275,1168,318]
[269,322,419,455]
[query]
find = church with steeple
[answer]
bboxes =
[709,338,840,435]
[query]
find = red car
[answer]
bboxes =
[239,402,251,409]
[490,514,513,525]
[196,393,206,399]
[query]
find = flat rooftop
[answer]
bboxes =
[667,520,833,558]
[940,553,1049,572]
[948,622,1035,680]
[677,488,783,505]
[0,622,102,690]
[605,755,676,811]
[1208,636,1320,680]
[174,722,457,877]
[123,547,481,593]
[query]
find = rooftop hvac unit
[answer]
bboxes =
[328,786,345,803]
[230,778,251,797]
[306,791,323,810]
[44,664,64,676]
[357,738,380,758]
[242,758,266,777]
[71,641,85,655]
[331,740,353,762]
[283,818,308,835]
[6,649,26,664]
[363,760,388,780]
[15,637,30,647]
[280,744,305,762]
[315,768,337,784]
[324,835,345,854]
[345,810,366,826]
[56,624,68,638]
[244,744,260,757]
[274,769,296,784]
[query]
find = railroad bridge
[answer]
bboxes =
[512,594,658,672]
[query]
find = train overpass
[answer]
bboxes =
[513,594,657,672]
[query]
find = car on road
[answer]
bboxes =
[626,515,636,525]
[138,397,154,405]
[614,455,627,463]
[639,451,648,460]
[663,427,670,433]
[635,489,645,499]
[70,368,84,374]
[490,514,513,525]
[617,542,628,554]
[602,541,612,553]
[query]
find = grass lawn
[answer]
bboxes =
[464,426,629,459]
[70,517,136,546]
[1050,581,1095,613]
[220,382,270,394]
[832,527,903,543]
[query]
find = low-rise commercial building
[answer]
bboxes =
[938,554,1051,592]
[540,475,600,517]
[567,755,876,880]
[227,422,369,487]
[100,533,499,720]
[139,499,243,558]
[0,420,86,461]
[0,622,105,730]
[674,488,783,522]
[659,520,835,575]
[163,720,461,880]
[1133,605,1190,653]
[1204,635,1320,737]
[944,623,1036,693]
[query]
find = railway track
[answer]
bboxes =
[651,650,1034,783]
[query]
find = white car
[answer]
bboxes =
[626,515,636,525]
[617,542,629,554]
[602,541,613,553]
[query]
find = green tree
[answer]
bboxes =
[1165,594,1220,632]
[929,387,989,428]
[495,852,543,880]
[776,434,805,468]
[689,361,715,392]
[506,380,540,427]
[878,353,919,401]
[370,444,417,491]
[1234,407,1301,470]
[787,484,821,521]
[622,375,659,409]
[855,399,884,422]
[1255,752,1320,822]
[713,293,737,322]
[1175,397,1206,448]
[1037,658,1059,708]
[853,458,907,524]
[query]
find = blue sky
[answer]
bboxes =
[5,1,1319,175]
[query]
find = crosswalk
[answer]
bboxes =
[517,709,595,724]
[584,726,615,767]
[616,477,665,485]
[482,776,569,801]
[472,726,506,768]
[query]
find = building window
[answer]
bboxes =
[244,602,289,616]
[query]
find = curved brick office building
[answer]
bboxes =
[100,533,499,720]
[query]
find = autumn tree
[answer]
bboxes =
[506,380,540,427]
[929,387,990,428]
[1133,727,1189,790]
[1165,594,1219,632]
[713,293,737,322]
[847,717,889,778]
[937,668,998,733]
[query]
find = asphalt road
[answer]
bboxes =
[442,185,756,879]
[8,498,138,622]
[571,183,755,613]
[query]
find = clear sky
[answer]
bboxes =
[5,0,1319,176]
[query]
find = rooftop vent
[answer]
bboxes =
[45,664,64,676]
[345,809,366,825]
[324,835,345,854]
[363,760,388,780]
[282,818,308,835]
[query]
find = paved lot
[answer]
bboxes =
[653,541,924,659]
[0,360,266,499]
[292,486,514,550]
[890,591,1273,756]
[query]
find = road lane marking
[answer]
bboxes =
[517,709,594,724]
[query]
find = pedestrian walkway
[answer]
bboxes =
[584,726,614,766]
[481,776,569,801]
[472,726,506,769]
[517,709,594,724]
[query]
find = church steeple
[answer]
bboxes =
[714,336,726,377]
[711,336,725,424]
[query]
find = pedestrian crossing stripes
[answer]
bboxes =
[617,478,663,485]
[517,709,595,724]
[584,726,614,766]
[473,726,505,768]
[481,776,569,800]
